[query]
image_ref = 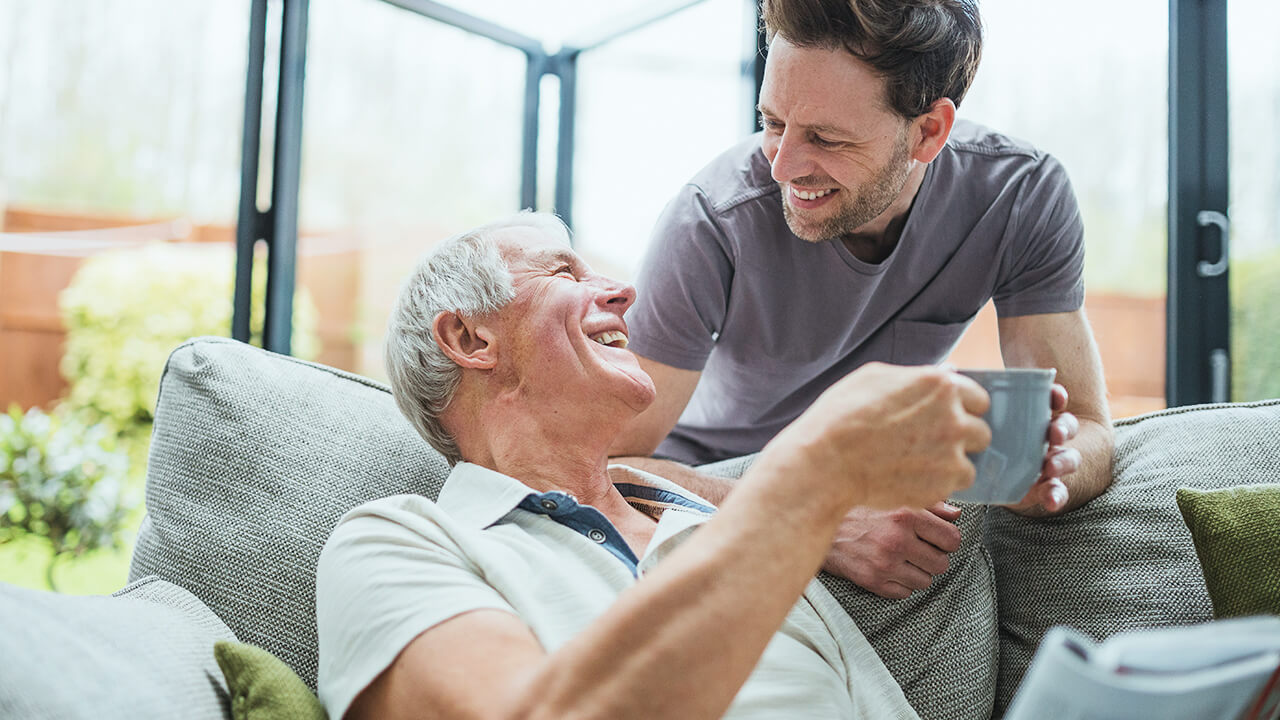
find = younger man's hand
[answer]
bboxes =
[1008,384,1082,515]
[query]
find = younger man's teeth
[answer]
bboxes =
[593,331,628,348]
[791,187,832,201]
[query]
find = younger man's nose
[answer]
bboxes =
[768,133,813,185]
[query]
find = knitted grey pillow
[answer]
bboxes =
[699,456,998,720]
[0,576,234,719]
[985,398,1280,717]
[129,336,451,691]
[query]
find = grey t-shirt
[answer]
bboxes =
[627,119,1085,464]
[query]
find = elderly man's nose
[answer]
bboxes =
[601,280,636,308]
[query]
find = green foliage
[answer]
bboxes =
[0,405,136,591]
[57,243,320,438]
[1232,249,1280,402]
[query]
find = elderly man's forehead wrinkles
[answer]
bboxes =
[525,246,581,269]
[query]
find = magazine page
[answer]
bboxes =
[1093,616,1280,673]
[1005,625,1280,720]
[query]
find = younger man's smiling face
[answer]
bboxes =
[758,35,917,243]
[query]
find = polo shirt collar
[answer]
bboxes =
[436,461,718,531]
[436,462,537,529]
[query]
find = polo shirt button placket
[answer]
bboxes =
[587,528,607,544]
[540,498,559,512]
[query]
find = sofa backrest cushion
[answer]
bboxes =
[130,337,451,691]
[985,399,1280,717]
[138,337,996,718]
[699,455,998,720]
[0,575,235,719]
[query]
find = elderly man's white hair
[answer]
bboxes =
[385,211,571,465]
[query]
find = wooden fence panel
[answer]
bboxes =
[3,206,1167,419]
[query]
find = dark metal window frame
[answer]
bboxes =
[236,0,1233,409]
[1168,0,1230,405]
[233,0,307,353]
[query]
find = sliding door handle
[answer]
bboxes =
[1196,210,1229,277]
[1210,348,1229,403]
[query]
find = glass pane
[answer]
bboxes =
[300,0,526,379]
[950,1,1169,419]
[424,0,685,49]
[299,0,751,379]
[573,0,751,281]
[1228,0,1280,402]
[0,0,252,594]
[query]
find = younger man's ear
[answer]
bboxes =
[432,311,498,369]
[910,97,956,164]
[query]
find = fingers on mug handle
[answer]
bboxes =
[1050,384,1069,412]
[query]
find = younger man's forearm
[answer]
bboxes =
[610,455,736,506]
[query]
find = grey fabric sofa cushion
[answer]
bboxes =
[0,576,234,719]
[699,456,998,720]
[129,336,450,691]
[139,337,995,716]
[985,398,1280,717]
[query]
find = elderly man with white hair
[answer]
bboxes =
[315,211,1041,720]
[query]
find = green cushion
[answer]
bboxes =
[214,641,328,720]
[1176,484,1280,618]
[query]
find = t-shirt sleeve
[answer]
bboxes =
[315,497,516,720]
[991,153,1086,317]
[626,183,736,371]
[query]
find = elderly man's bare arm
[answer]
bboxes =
[346,364,988,720]
[615,383,1085,600]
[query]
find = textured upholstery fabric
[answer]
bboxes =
[698,456,998,720]
[214,641,327,720]
[985,399,1280,717]
[1177,483,1280,618]
[0,576,234,719]
[129,337,450,691]
[129,337,1280,720]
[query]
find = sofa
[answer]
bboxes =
[2,335,1277,719]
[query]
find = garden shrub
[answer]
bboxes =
[1231,248,1280,401]
[0,405,135,590]
[58,243,319,441]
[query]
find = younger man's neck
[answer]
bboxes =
[840,162,927,264]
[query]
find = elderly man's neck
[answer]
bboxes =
[450,400,627,506]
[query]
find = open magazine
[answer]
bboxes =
[1005,615,1280,720]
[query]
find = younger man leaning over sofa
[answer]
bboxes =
[314,212,1079,719]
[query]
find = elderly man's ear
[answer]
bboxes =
[432,310,499,369]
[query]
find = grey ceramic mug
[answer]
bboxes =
[949,368,1056,505]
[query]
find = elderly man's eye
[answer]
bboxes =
[555,265,575,277]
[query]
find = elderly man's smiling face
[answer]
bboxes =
[490,225,657,416]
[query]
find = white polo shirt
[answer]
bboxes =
[316,462,919,720]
